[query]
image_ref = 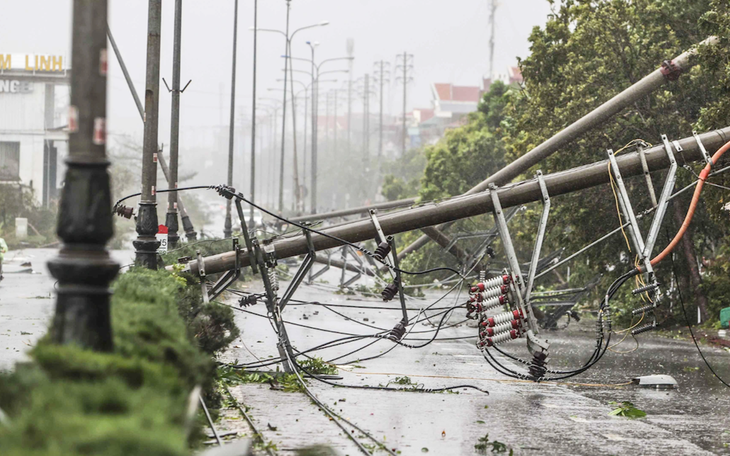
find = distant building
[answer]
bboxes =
[410,65,524,146]
[0,53,70,206]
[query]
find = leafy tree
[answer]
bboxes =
[404,0,730,324]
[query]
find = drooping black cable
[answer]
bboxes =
[667,234,730,389]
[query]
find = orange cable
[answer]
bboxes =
[637,139,730,273]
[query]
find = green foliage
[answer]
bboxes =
[608,401,647,419]
[0,267,238,456]
[474,434,512,454]
[219,367,306,393]
[0,184,56,248]
[381,148,427,201]
[404,0,730,325]
[419,82,512,201]
[298,356,339,376]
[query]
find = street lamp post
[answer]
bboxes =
[254,18,328,214]
[249,0,258,224]
[48,0,118,350]
[295,50,353,214]
[223,0,239,238]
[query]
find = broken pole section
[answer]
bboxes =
[393,36,718,263]
[48,0,118,350]
[134,0,163,268]
[179,127,730,276]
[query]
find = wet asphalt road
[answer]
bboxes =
[0,248,134,371]
[220,267,730,456]
[2,249,728,455]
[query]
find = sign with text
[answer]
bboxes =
[0,80,33,94]
[0,54,66,72]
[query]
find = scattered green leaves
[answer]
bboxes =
[608,401,647,419]
[474,433,513,454]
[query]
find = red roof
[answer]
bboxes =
[433,83,481,102]
[452,86,481,102]
[414,108,434,123]
[434,83,451,101]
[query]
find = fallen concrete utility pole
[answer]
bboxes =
[177,127,730,276]
[391,36,719,263]
[313,254,376,276]
[288,197,416,223]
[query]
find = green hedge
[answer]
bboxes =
[0,267,238,456]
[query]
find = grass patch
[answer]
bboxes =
[0,267,238,456]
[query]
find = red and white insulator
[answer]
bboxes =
[482,294,509,308]
[470,275,511,293]
[478,284,509,300]
[478,330,519,347]
[483,309,523,327]
[480,319,522,337]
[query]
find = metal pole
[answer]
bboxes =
[310,48,318,214]
[224,0,239,238]
[402,51,407,156]
[106,25,143,118]
[49,0,118,350]
[134,0,163,268]
[488,0,497,78]
[334,89,338,152]
[303,89,308,209]
[166,0,183,248]
[278,0,291,213]
[378,61,384,158]
[288,49,302,214]
[107,22,196,241]
[249,0,258,224]
[180,127,730,275]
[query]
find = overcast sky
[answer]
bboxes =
[4,0,554,142]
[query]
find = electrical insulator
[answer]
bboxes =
[388,320,407,341]
[216,185,237,199]
[381,282,398,301]
[373,242,391,261]
[473,285,509,301]
[480,319,521,337]
[479,330,519,347]
[466,302,483,315]
[114,205,134,219]
[632,282,660,296]
[529,352,548,379]
[239,294,258,307]
[470,275,511,293]
[631,321,657,336]
[483,309,523,327]
[481,294,509,308]
[268,268,279,293]
[631,303,657,316]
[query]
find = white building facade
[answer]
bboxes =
[0,53,69,206]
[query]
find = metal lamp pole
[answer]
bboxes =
[223,0,239,238]
[49,0,118,350]
[249,0,258,224]
[166,0,183,248]
[255,18,328,214]
[134,0,163,268]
